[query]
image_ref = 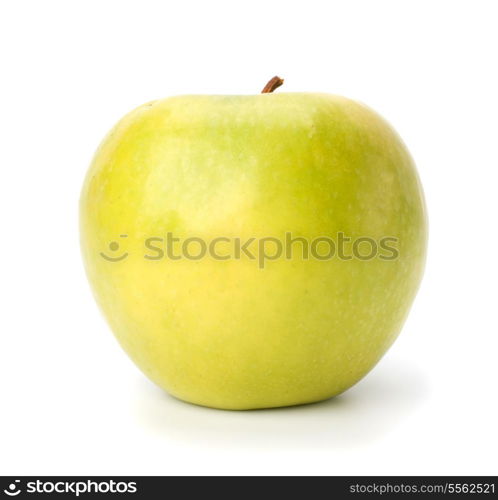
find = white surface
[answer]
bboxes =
[1,0,497,476]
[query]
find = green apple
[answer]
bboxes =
[80,77,427,410]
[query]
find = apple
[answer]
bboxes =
[80,77,427,410]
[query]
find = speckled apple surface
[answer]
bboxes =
[80,92,427,410]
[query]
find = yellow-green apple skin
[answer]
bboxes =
[80,92,427,410]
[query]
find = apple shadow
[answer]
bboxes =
[131,357,429,449]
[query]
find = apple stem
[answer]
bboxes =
[261,76,284,93]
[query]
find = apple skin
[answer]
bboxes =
[80,92,427,410]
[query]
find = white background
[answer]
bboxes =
[1,0,497,476]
